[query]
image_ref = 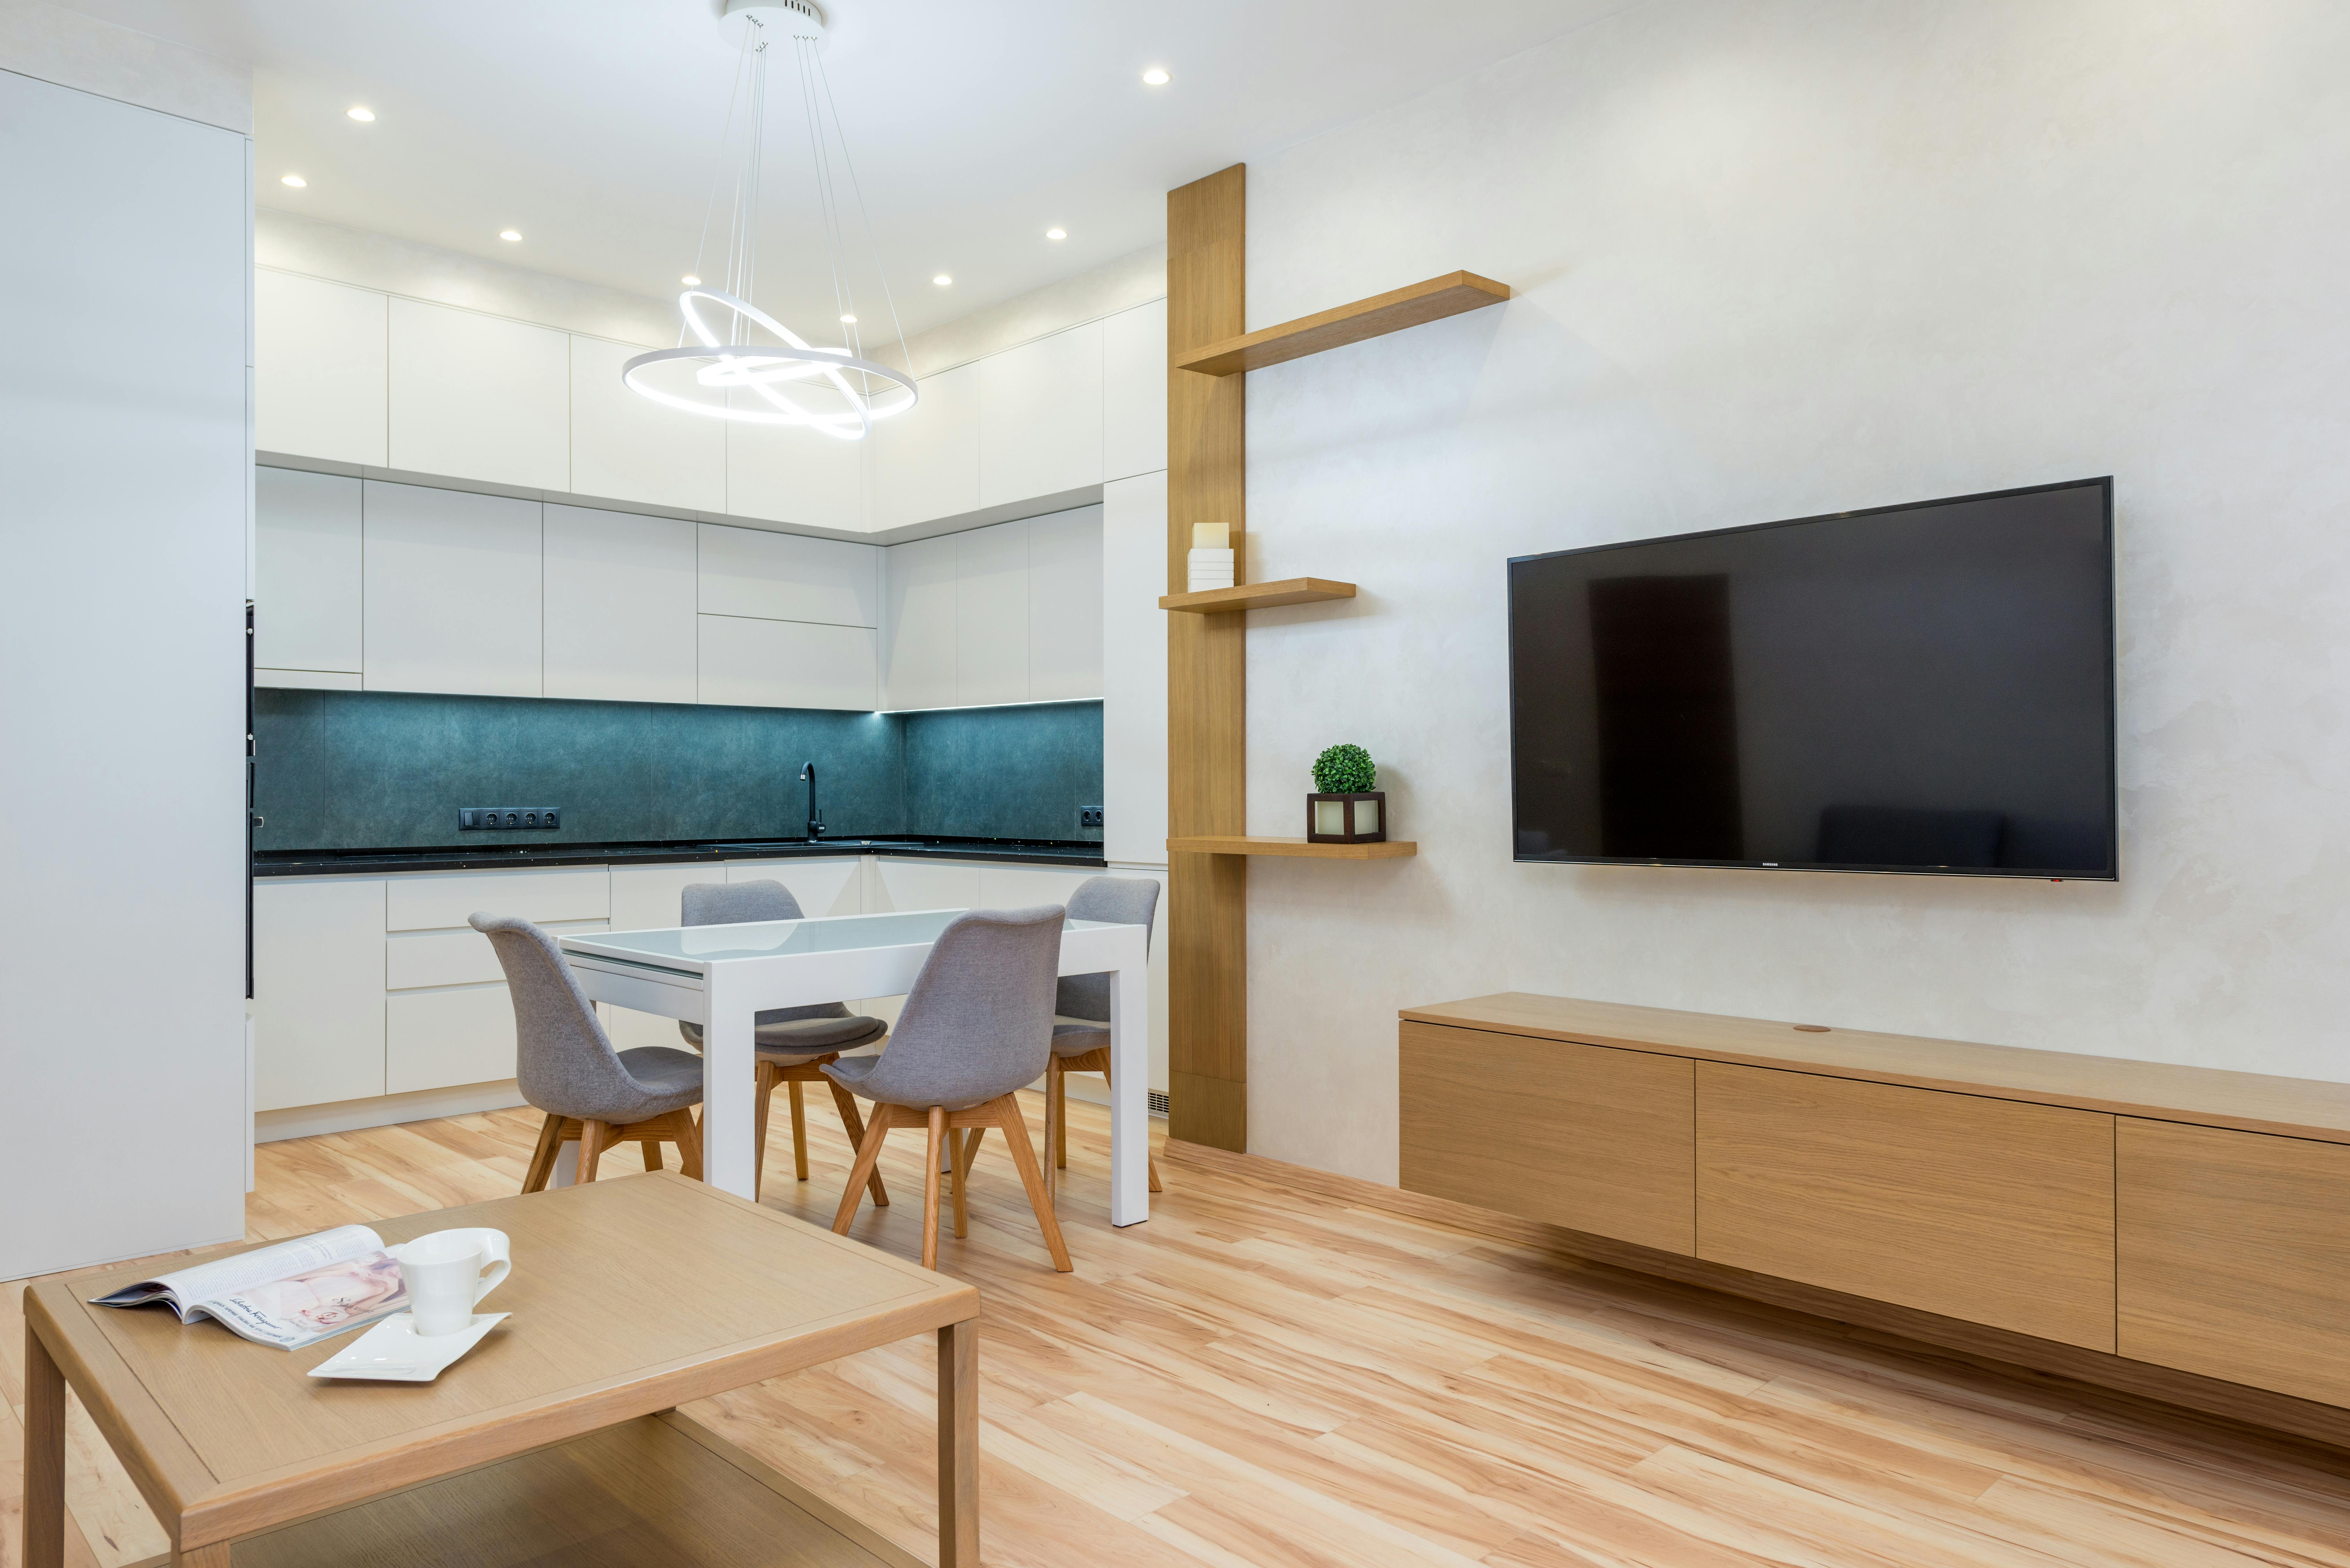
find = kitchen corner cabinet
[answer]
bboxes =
[361,480,544,697]
[697,614,878,710]
[869,359,982,530]
[727,397,866,531]
[879,531,958,710]
[880,507,1103,711]
[254,466,363,677]
[978,320,1104,507]
[954,520,1031,706]
[254,270,388,467]
[387,298,570,491]
[542,505,698,704]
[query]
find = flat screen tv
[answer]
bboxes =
[1507,477,2116,878]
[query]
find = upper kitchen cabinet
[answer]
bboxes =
[1102,298,1168,480]
[727,400,865,531]
[699,523,880,628]
[543,504,698,704]
[1027,506,1104,701]
[869,359,981,530]
[880,531,957,711]
[567,335,726,514]
[254,271,388,467]
[254,466,363,678]
[362,480,542,697]
[978,320,1104,508]
[388,299,569,491]
[955,520,1031,706]
[697,614,877,711]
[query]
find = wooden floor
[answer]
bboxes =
[12,1095,2350,1568]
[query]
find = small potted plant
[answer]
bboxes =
[1308,743,1386,843]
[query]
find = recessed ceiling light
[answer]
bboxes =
[932,274,952,286]
[1045,227,1067,240]
[840,313,857,324]
[1141,67,1170,86]
[346,106,375,122]
[499,230,522,242]
[682,274,701,286]
[280,174,306,187]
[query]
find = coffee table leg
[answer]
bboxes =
[25,1319,66,1568]
[937,1320,978,1568]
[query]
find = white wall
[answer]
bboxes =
[1239,0,2350,1182]
[0,66,250,1275]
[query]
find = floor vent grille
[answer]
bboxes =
[1148,1090,1170,1117]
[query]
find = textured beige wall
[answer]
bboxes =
[1239,0,2350,1181]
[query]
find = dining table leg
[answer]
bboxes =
[937,1319,979,1568]
[1107,940,1151,1226]
[25,1318,66,1568]
[699,970,758,1199]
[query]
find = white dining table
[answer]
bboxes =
[556,908,1155,1226]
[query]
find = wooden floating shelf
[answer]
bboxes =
[1167,835,1418,860]
[1159,577,1357,614]
[1173,270,1512,377]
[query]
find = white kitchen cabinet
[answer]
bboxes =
[727,406,865,531]
[1101,471,1170,866]
[1102,298,1168,481]
[698,523,880,628]
[880,532,957,710]
[386,985,520,1095]
[253,878,386,1112]
[256,668,362,690]
[977,864,1094,909]
[384,866,609,931]
[868,856,984,914]
[385,918,607,991]
[255,466,362,675]
[361,481,543,698]
[567,335,726,514]
[955,520,1030,706]
[978,320,1104,507]
[698,614,878,710]
[1027,505,1104,701]
[543,504,698,704]
[254,270,388,467]
[388,298,569,491]
[726,856,864,915]
[869,359,981,529]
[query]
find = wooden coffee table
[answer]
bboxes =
[20,1172,980,1567]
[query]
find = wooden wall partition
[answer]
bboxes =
[1165,165,1249,1151]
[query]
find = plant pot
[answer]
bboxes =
[1307,792,1386,844]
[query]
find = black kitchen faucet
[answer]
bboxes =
[799,761,823,840]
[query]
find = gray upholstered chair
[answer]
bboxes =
[678,879,891,1205]
[1044,876,1163,1192]
[471,913,707,1188]
[825,905,1072,1271]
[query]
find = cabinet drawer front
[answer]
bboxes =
[2119,1118,2350,1405]
[386,867,610,931]
[387,919,606,991]
[386,985,518,1095]
[1696,1064,2115,1349]
[1400,1021,1695,1255]
[254,878,386,1112]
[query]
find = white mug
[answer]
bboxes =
[391,1227,511,1337]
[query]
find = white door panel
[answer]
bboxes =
[388,299,569,490]
[255,466,363,675]
[698,523,880,627]
[567,335,726,513]
[955,520,1028,706]
[361,481,543,697]
[978,321,1104,506]
[253,879,386,1112]
[543,504,698,703]
[255,271,388,467]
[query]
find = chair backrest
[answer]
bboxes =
[470,913,655,1123]
[1056,875,1160,1021]
[846,904,1065,1111]
[681,878,804,925]
[679,879,845,1024]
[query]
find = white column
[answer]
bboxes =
[1108,930,1151,1226]
[700,969,759,1198]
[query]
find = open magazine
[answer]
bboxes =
[91,1225,409,1350]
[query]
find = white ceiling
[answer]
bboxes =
[66,0,1634,337]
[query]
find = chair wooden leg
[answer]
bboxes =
[951,1126,985,1240]
[1097,1060,1164,1193]
[832,1103,896,1234]
[829,1080,891,1207]
[577,1119,611,1183]
[1050,1058,1067,1169]
[922,1106,947,1272]
[522,1112,566,1193]
[641,1139,664,1172]
[789,1078,810,1182]
[989,1095,1072,1272]
[671,1107,705,1180]
[752,1060,779,1201]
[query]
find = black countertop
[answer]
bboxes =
[254,836,1109,877]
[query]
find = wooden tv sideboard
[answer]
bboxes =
[1399,992,2350,1438]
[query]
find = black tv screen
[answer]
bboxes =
[1508,478,2116,878]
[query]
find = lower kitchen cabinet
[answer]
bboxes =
[386,985,524,1095]
[253,878,387,1112]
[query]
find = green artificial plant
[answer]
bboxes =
[1312,743,1377,795]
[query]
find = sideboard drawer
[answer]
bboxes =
[1696,1063,2116,1349]
[1400,1021,1695,1255]
[2119,1117,2350,1405]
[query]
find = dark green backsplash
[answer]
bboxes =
[254,690,1102,851]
